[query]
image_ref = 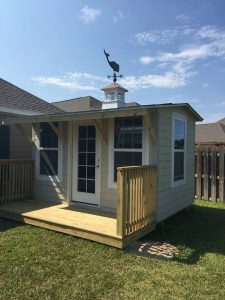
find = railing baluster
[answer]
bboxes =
[117,165,157,237]
[0,159,34,205]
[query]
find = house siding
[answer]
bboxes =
[0,112,32,159]
[33,122,67,203]
[157,107,195,222]
[100,119,117,211]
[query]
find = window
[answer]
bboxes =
[172,117,186,185]
[0,125,10,159]
[39,123,58,176]
[107,92,114,101]
[118,93,124,101]
[113,116,143,182]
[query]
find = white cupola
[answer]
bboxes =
[101,82,128,109]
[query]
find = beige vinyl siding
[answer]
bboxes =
[34,122,67,203]
[100,119,117,211]
[0,112,32,159]
[10,124,32,158]
[157,107,195,222]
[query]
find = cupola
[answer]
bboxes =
[101,82,128,109]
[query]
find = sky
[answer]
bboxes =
[0,0,225,123]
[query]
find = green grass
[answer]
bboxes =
[1,200,225,299]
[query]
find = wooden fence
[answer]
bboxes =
[117,165,157,237]
[195,145,225,202]
[0,159,34,204]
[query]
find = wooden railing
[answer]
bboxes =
[0,159,34,204]
[117,165,157,237]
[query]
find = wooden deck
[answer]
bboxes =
[0,160,157,248]
[0,200,156,248]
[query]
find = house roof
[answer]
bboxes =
[196,117,225,144]
[2,103,203,125]
[101,82,128,92]
[53,96,102,112]
[0,78,62,115]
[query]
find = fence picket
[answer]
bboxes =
[195,145,225,202]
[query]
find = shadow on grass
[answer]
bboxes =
[142,203,225,264]
[0,218,24,232]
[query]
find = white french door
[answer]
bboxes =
[72,122,100,206]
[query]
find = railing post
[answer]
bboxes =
[117,168,126,237]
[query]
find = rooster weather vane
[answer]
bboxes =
[104,49,123,83]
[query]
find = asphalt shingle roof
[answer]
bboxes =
[196,117,225,144]
[0,78,62,115]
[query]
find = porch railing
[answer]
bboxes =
[0,159,34,204]
[117,165,157,237]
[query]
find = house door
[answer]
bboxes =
[72,123,101,206]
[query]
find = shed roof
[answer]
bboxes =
[0,78,62,115]
[2,103,203,125]
[101,82,128,92]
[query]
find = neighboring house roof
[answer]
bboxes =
[3,103,203,125]
[53,96,102,112]
[196,117,225,144]
[0,78,62,115]
[101,82,128,92]
[53,96,140,112]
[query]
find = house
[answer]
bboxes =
[0,78,62,159]
[0,81,202,248]
[196,117,225,145]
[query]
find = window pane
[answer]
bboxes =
[78,140,86,152]
[87,167,95,179]
[79,126,87,139]
[78,166,86,179]
[114,151,142,181]
[87,180,95,193]
[87,153,95,166]
[78,179,86,192]
[114,116,143,149]
[174,152,184,181]
[78,153,86,165]
[87,139,95,152]
[88,126,96,138]
[174,119,185,149]
[40,122,58,148]
[40,150,58,175]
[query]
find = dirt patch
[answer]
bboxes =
[126,241,178,260]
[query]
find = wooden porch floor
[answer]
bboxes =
[0,200,125,248]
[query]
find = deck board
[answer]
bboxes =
[0,200,156,248]
[0,200,124,247]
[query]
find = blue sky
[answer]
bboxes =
[0,0,225,123]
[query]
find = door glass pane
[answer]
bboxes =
[77,125,96,194]
[78,179,86,192]
[87,180,95,193]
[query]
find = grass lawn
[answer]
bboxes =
[1,200,225,300]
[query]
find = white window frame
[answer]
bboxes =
[108,116,149,188]
[171,113,187,188]
[35,122,63,182]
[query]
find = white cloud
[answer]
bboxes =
[120,62,191,89]
[79,5,101,24]
[196,25,225,40]
[139,56,154,65]
[132,28,181,46]
[33,72,109,91]
[113,10,124,23]
[176,14,190,23]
